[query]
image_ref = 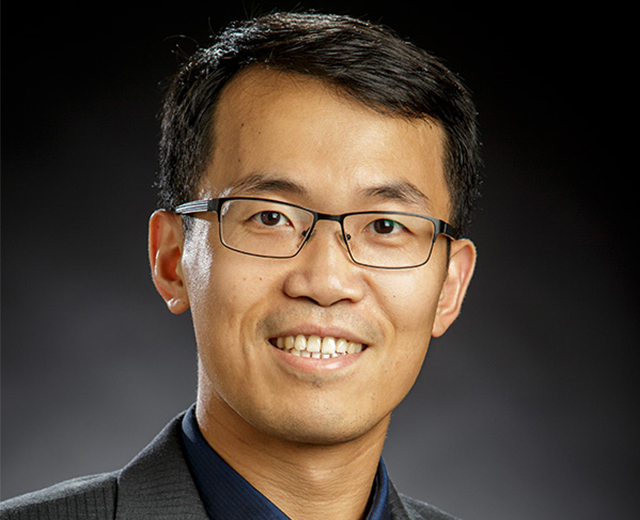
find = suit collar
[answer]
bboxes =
[115,412,208,520]
[113,410,422,520]
[388,480,412,520]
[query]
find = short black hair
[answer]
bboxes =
[158,11,481,235]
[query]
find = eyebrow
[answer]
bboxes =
[228,172,432,211]
[359,181,433,210]
[228,172,307,197]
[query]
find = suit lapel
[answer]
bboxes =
[114,413,209,520]
[111,411,447,520]
[388,480,412,519]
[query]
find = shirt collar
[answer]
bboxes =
[180,404,391,520]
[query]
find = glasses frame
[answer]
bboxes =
[174,197,459,270]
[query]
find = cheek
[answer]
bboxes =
[184,231,281,358]
[181,220,216,291]
[186,254,271,394]
[376,270,443,339]
[188,262,262,340]
[182,219,264,312]
[376,274,443,407]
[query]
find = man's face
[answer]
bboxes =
[176,67,466,445]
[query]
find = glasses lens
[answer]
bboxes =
[219,199,314,257]
[343,213,436,268]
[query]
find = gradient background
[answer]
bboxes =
[2,3,637,519]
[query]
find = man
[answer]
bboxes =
[1,11,480,520]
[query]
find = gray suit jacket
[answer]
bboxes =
[1,413,459,520]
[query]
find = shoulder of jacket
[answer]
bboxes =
[396,492,462,520]
[1,471,118,520]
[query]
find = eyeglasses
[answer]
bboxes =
[174,197,458,269]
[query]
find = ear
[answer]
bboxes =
[148,210,190,314]
[431,239,477,338]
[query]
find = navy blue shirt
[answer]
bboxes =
[181,405,391,520]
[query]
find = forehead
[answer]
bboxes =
[205,67,450,217]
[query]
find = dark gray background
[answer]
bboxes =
[2,3,636,519]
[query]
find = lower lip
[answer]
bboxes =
[271,342,365,373]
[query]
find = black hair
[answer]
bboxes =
[158,11,481,235]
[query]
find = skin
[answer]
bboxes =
[149,67,476,520]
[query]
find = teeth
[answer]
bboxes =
[295,335,308,351]
[306,335,321,353]
[273,334,364,358]
[321,337,336,355]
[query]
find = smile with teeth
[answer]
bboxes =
[272,335,365,358]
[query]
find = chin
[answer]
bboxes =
[253,408,390,447]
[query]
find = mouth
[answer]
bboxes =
[270,335,365,359]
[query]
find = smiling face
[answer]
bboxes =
[150,67,475,447]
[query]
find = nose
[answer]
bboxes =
[282,221,365,307]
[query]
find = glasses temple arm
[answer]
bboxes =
[440,222,460,240]
[174,200,216,214]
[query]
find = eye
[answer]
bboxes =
[256,211,290,227]
[370,218,405,234]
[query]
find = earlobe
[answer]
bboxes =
[431,239,476,338]
[148,210,190,314]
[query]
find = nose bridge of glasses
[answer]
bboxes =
[303,212,350,249]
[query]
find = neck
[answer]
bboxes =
[196,394,389,520]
